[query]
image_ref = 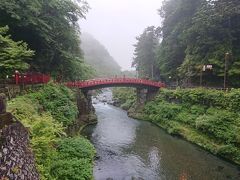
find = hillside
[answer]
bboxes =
[81,32,121,77]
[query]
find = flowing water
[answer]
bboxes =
[82,91,240,180]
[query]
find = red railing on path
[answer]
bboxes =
[14,72,51,85]
[65,78,165,89]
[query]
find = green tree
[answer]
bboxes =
[132,26,159,80]
[181,0,240,86]
[0,0,90,80]
[0,26,34,78]
[157,0,203,82]
[156,0,240,87]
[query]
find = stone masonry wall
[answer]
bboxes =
[0,94,39,180]
[67,89,97,135]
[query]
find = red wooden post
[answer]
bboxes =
[15,70,19,85]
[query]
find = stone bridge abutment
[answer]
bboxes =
[79,86,159,112]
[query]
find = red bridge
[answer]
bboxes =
[65,78,165,90]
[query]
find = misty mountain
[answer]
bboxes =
[81,32,121,77]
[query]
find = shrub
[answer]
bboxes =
[195,110,239,144]
[217,145,239,160]
[142,88,240,165]
[30,83,78,127]
[7,84,95,179]
[8,96,65,179]
[121,98,135,110]
[112,87,136,107]
[51,137,96,180]
[50,158,93,180]
[56,137,96,160]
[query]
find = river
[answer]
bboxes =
[82,91,240,180]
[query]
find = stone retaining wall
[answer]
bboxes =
[0,94,39,179]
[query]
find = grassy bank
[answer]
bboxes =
[7,83,96,180]
[113,87,240,166]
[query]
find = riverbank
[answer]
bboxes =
[113,87,240,166]
[7,83,96,179]
[83,97,240,179]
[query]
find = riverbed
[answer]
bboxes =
[82,93,240,180]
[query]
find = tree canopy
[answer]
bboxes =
[134,0,240,87]
[0,26,34,78]
[0,0,92,80]
[132,26,160,80]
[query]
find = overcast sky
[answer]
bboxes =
[79,0,163,70]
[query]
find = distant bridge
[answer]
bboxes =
[65,78,165,90]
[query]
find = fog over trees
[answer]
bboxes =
[81,32,121,77]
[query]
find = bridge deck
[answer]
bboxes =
[65,78,165,89]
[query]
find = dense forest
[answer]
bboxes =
[133,0,240,87]
[81,32,121,77]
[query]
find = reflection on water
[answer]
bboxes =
[82,93,240,180]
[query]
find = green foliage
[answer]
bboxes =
[7,84,96,179]
[50,159,93,180]
[121,98,136,110]
[195,109,239,144]
[182,0,240,85]
[51,137,95,180]
[30,83,78,127]
[166,122,182,135]
[112,87,136,109]
[0,0,91,80]
[141,88,240,165]
[0,26,34,78]
[217,145,240,161]
[109,86,240,164]
[132,26,160,80]
[157,88,240,113]
[8,96,65,179]
[56,137,96,160]
[145,101,182,121]
[157,0,202,81]
[152,0,240,86]
[81,32,121,77]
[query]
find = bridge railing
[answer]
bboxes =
[65,78,166,88]
[17,73,51,84]
[2,72,51,85]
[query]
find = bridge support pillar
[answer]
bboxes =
[146,88,159,101]
[136,88,147,106]
[77,90,95,116]
[68,89,97,135]
[136,88,158,108]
